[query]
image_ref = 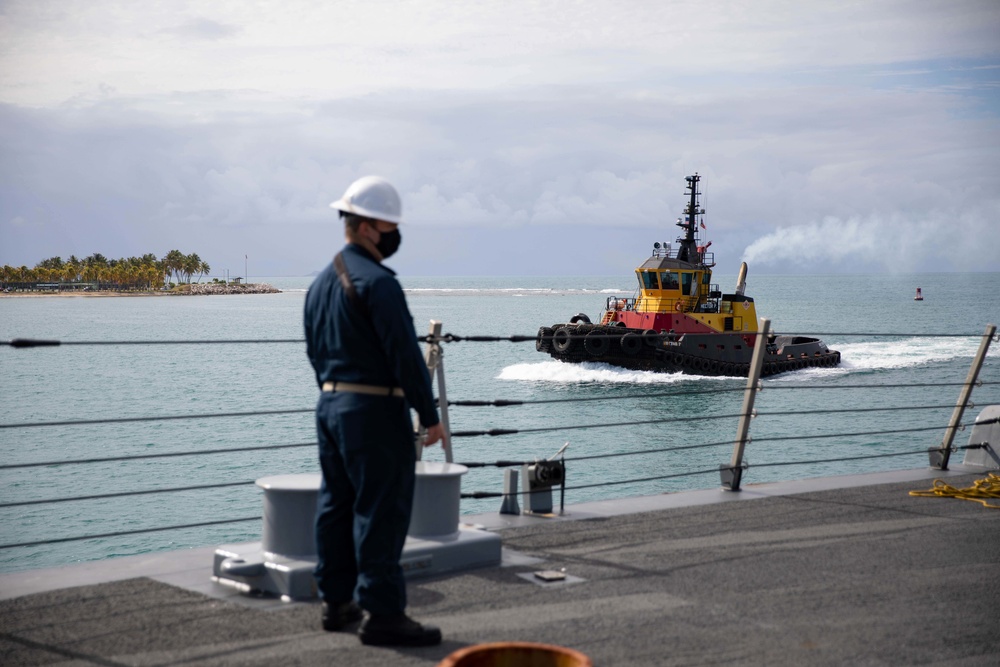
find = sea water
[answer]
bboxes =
[1,273,998,574]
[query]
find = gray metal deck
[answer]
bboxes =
[2,467,998,666]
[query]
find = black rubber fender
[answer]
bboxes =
[620,332,642,355]
[584,330,610,356]
[569,313,591,324]
[642,329,662,347]
[552,327,575,353]
[536,326,554,353]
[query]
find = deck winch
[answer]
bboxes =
[520,443,568,515]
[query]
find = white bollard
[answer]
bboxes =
[409,461,468,537]
[257,473,321,558]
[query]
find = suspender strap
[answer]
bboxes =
[333,251,368,318]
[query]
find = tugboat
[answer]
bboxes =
[535,174,840,377]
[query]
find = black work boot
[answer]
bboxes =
[322,601,363,631]
[358,613,442,647]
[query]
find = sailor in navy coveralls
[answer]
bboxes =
[304,176,444,647]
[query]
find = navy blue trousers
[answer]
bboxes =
[313,391,416,615]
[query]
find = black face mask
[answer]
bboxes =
[375,228,401,260]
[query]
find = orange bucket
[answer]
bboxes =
[437,641,592,667]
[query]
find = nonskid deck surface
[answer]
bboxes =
[2,469,997,666]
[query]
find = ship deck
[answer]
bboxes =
[2,466,998,666]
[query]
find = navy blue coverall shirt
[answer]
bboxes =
[304,242,439,615]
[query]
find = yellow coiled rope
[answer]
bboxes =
[909,473,1000,509]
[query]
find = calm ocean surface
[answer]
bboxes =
[2,272,998,574]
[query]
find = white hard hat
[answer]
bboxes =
[330,175,403,224]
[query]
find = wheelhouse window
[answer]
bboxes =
[659,271,679,290]
[640,271,659,290]
[681,272,694,295]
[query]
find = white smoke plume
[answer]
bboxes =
[742,209,998,273]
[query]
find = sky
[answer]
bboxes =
[1,0,998,277]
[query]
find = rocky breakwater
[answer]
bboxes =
[187,283,281,295]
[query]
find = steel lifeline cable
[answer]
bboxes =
[5,330,998,348]
[4,330,997,546]
[908,473,1000,509]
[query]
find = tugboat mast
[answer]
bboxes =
[676,173,702,263]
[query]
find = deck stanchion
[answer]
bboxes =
[930,323,996,470]
[722,317,770,491]
[417,320,453,463]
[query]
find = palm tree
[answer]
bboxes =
[182,253,201,284]
[125,265,139,291]
[143,264,159,290]
[163,250,185,285]
[84,253,108,268]
[63,262,80,284]
[194,257,210,283]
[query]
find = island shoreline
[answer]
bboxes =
[0,284,282,298]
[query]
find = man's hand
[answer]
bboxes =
[423,423,445,447]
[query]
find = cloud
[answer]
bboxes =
[3,1,1000,107]
[1,2,998,275]
[2,68,999,276]
[159,18,241,41]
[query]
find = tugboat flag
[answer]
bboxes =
[700,221,706,229]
